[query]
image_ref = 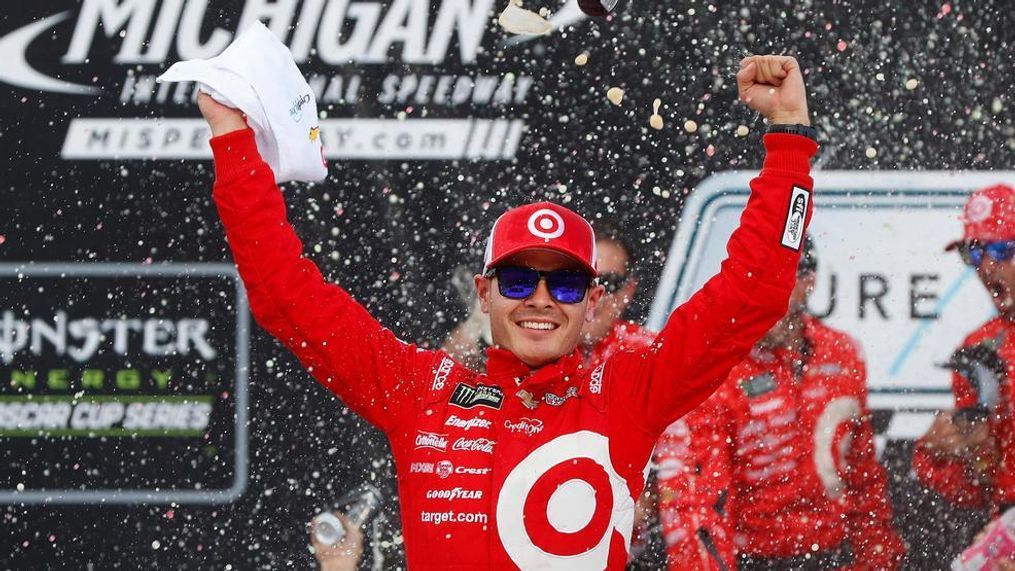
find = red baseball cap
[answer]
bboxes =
[945,184,1015,251]
[483,202,598,276]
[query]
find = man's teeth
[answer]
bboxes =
[520,321,557,331]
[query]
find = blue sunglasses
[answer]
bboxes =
[485,266,593,304]
[958,241,1015,267]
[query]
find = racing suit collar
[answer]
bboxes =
[486,347,586,409]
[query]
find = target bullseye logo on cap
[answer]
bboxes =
[966,194,993,223]
[527,209,566,240]
[496,431,635,568]
[483,202,598,276]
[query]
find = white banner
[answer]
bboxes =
[649,171,1015,432]
[61,117,525,161]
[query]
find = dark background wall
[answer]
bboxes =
[1,1,1012,568]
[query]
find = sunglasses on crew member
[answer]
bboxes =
[484,266,594,304]
[958,241,1015,267]
[597,272,630,294]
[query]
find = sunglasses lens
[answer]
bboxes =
[985,241,1015,263]
[547,272,590,304]
[959,243,983,266]
[599,273,627,294]
[497,267,538,299]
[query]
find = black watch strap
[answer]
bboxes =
[766,123,818,141]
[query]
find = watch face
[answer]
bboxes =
[578,0,619,17]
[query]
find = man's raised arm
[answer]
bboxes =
[200,94,436,431]
[611,55,818,435]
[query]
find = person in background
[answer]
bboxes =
[914,185,1015,530]
[655,236,906,570]
[309,513,364,571]
[578,220,656,368]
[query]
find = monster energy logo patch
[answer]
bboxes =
[449,382,503,410]
[740,373,777,398]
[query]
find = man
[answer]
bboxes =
[914,184,1015,515]
[200,54,817,569]
[443,221,655,371]
[578,221,656,368]
[655,237,905,570]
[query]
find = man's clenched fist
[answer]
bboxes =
[737,55,810,126]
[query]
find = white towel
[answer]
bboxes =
[158,22,327,183]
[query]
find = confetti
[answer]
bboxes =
[684,119,698,133]
[574,53,589,66]
[498,1,552,35]
[905,78,919,90]
[649,98,664,130]
[606,87,624,106]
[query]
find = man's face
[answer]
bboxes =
[475,249,604,368]
[975,254,1015,321]
[759,272,814,348]
[583,240,637,346]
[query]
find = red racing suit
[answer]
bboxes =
[209,128,816,569]
[655,317,905,570]
[582,320,657,369]
[913,317,1015,510]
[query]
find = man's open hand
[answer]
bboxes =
[737,55,810,126]
[197,92,247,137]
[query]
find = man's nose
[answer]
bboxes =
[525,278,555,307]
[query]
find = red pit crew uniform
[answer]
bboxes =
[656,317,904,570]
[913,317,1015,510]
[210,128,816,569]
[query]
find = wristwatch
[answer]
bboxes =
[767,123,818,142]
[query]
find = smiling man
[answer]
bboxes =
[200,54,817,569]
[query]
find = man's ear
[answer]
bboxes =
[585,284,605,322]
[474,274,492,314]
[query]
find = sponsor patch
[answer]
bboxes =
[505,417,544,436]
[542,386,578,406]
[740,373,777,398]
[445,415,492,431]
[436,460,453,479]
[780,186,810,250]
[589,364,605,394]
[450,382,504,410]
[456,465,492,476]
[414,431,449,451]
[425,487,483,501]
[410,462,435,474]
[452,437,495,454]
[431,357,454,392]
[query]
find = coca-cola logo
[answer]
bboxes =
[452,437,495,454]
